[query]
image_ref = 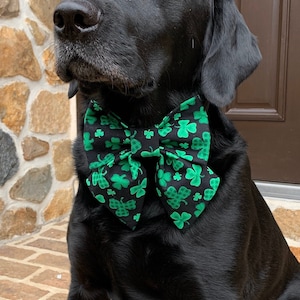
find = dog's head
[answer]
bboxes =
[54,0,261,121]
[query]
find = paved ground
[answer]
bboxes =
[0,217,299,300]
[0,218,70,300]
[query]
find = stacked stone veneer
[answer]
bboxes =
[0,0,75,240]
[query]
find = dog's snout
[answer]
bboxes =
[54,0,101,39]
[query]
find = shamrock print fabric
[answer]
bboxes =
[83,95,220,230]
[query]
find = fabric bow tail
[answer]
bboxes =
[152,96,220,230]
[83,101,150,229]
[155,150,220,230]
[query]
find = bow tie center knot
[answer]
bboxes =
[130,128,161,159]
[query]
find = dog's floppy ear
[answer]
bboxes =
[199,0,262,107]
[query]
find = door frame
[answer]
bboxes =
[256,182,300,201]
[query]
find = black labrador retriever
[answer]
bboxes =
[53,0,300,299]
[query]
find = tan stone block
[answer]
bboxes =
[290,247,300,262]
[0,27,41,80]
[30,91,70,134]
[0,82,29,135]
[273,208,300,241]
[53,139,74,181]
[0,198,5,214]
[29,0,61,29]
[44,188,73,222]
[0,0,19,18]
[26,18,48,45]
[43,46,64,85]
[22,136,49,161]
[0,207,37,240]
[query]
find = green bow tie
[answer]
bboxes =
[83,95,220,231]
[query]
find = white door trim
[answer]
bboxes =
[255,181,300,201]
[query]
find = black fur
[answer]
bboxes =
[53,0,300,299]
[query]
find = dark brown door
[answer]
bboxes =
[227,0,300,184]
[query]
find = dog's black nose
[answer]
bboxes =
[54,0,101,39]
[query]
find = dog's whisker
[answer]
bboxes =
[191,37,195,49]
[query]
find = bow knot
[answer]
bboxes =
[83,96,220,230]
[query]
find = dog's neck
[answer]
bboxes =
[100,88,174,127]
[78,83,200,128]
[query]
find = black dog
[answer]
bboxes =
[54,0,300,299]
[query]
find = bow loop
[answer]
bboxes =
[83,96,220,231]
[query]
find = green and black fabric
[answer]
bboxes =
[83,95,220,231]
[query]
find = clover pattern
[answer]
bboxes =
[83,96,220,230]
[165,186,191,209]
[109,199,136,217]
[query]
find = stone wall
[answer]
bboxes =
[0,0,75,240]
